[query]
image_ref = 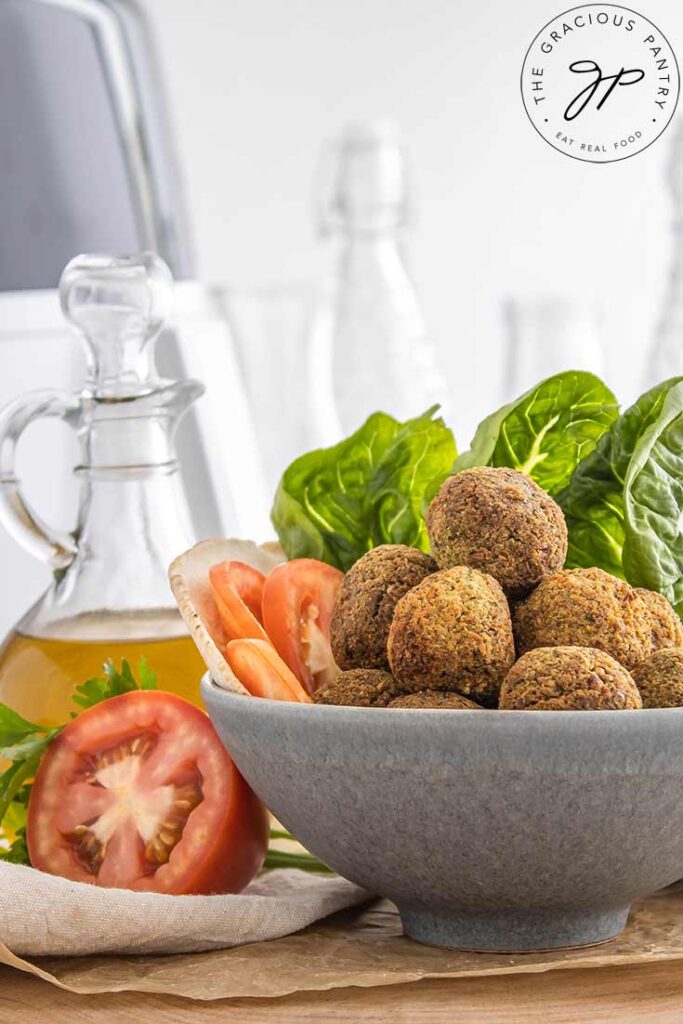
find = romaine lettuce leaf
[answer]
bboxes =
[559,378,683,586]
[454,371,619,496]
[622,381,683,614]
[271,407,456,571]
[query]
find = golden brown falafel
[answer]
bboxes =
[499,646,642,710]
[330,544,437,671]
[388,690,483,709]
[513,567,651,671]
[635,589,683,654]
[387,565,515,707]
[632,648,683,708]
[314,668,403,708]
[426,467,568,598]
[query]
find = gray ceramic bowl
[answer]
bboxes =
[202,676,683,952]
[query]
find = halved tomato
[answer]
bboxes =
[262,559,343,695]
[226,639,312,703]
[27,691,268,894]
[209,561,269,643]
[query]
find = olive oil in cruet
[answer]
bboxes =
[0,253,207,726]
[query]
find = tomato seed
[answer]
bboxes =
[70,825,105,873]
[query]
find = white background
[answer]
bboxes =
[147,0,682,432]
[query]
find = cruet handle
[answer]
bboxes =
[0,390,82,570]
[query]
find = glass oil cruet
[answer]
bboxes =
[0,252,207,726]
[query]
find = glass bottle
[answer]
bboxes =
[315,121,450,437]
[0,253,206,726]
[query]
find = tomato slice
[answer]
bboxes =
[27,691,268,894]
[261,559,343,695]
[226,639,313,703]
[209,561,269,643]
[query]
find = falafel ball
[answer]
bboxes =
[635,589,683,654]
[499,646,642,711]
[632,648,683,708]
[426,467,568,598]
[330,544,437,671]
[387,565,515,706]
[388,690,483,709]
[314,668,403,708]
[513,567,651,671]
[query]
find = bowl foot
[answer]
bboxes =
[399,904,630,952]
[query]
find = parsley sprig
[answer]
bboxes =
[72,657,157,711]
[263,828,331,874]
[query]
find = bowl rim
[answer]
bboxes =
[200,673,683,722]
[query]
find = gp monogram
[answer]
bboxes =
[521,5,680,162]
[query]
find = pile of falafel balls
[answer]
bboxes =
[316,467,683,711]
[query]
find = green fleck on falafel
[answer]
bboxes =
[499,646,642,710]
[330,544,437,672]
[387,565,515,707]
[632,648,683,708]
[513,567,651,671]
[426,467,568,598]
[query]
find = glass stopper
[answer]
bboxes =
[59,252,173,396]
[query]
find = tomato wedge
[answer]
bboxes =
[226,639,312,703]
[27,691,268,894]
[209,561,269,643]
[262,559,343,695]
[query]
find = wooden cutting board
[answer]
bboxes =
[5,960,683,1023]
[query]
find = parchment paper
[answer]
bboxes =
[3,881,683,1000]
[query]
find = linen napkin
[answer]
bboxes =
[0,862,369,957]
